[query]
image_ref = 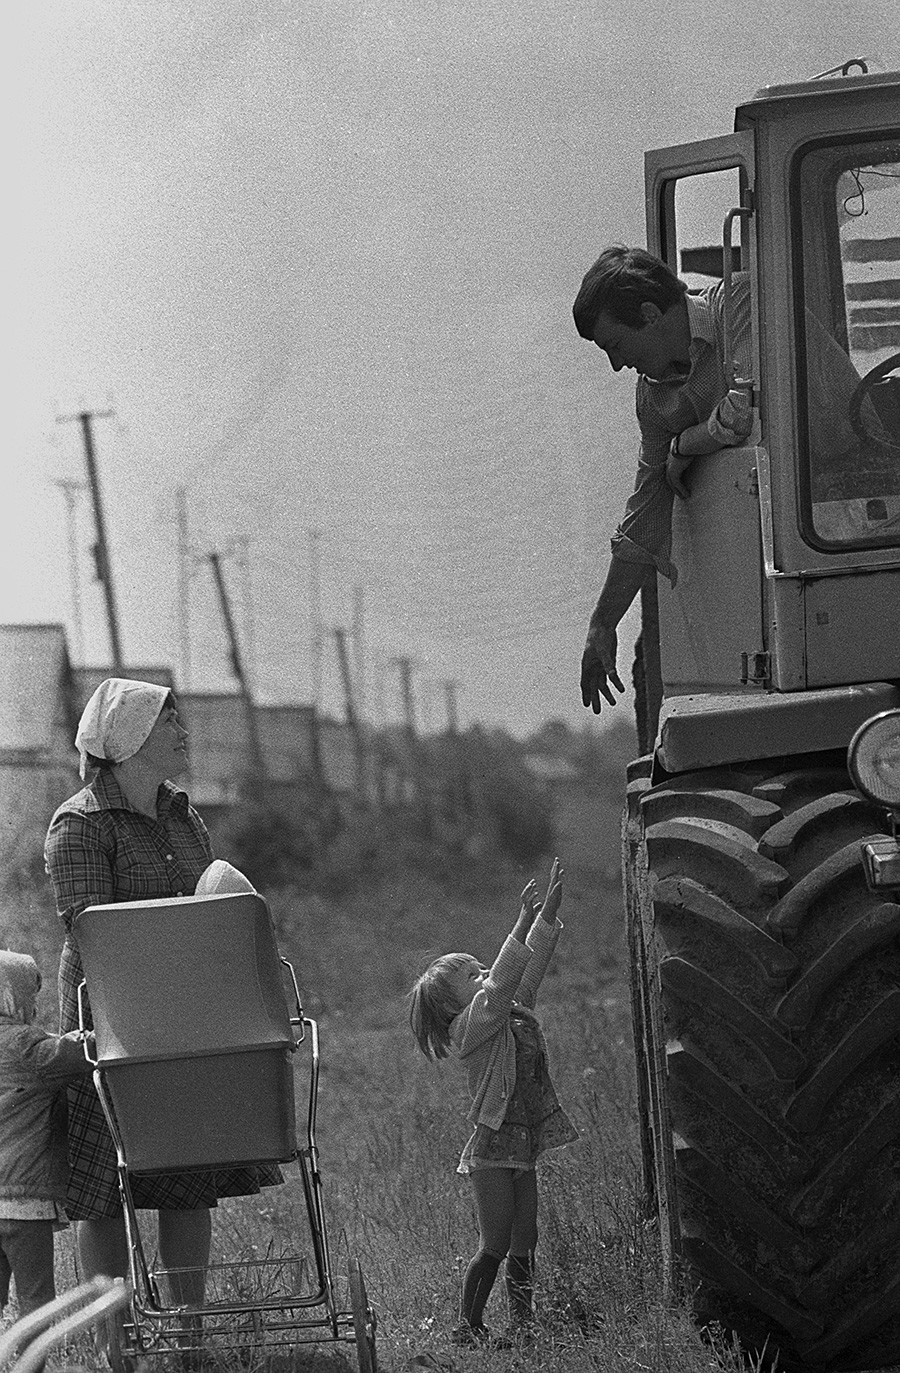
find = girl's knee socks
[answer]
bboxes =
[460,1249,503,1330]
[505,1251,534,1322]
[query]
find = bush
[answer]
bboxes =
[215,778,341,888]
[463,728,555,865]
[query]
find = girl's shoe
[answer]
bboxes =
[493,1322,537,1349]
[450,1320,490,1347]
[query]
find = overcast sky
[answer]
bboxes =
[5,1,898,736]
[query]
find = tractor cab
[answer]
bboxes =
[638,64,900,764]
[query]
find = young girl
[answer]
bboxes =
[0,950,94,1324]
[408,858,577,1347]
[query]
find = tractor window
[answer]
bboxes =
[796,137,900,547]
[672,167,747,284]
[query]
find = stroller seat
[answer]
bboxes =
[75,892,297,1173]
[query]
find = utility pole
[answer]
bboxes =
[208,551,266,785]
[390,656,418,737]
[175,486,192,691]
[237,538,255,699]
[221,536,255,696]
[438,679,462,735]
[53,479,87,664]
[390,655,431,832]
[351,584,366,726]
[308,528,323,709]
[438,677,469,823]
[56,409,123,672]
[334,626,368,804]
[370,652,385,728]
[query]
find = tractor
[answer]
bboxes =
[622,60,900,1371]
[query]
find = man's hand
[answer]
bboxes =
[665,450,695,499]
[707,388,753,447]
[581,616,625,713]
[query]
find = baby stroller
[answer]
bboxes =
[74,889,377,1371]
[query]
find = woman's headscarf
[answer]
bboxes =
[0,950,40,1024]
[75,678,170,780]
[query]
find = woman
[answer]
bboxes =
[44,678,280,1332]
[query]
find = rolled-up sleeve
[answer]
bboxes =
[611,401,676,581]
[452,935,531,1057]
[44,813,115,934]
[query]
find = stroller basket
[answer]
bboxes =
[126,1252,348,1355]
[99,1045,296,1172]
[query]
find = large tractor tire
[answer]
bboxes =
[628,749,900,1371]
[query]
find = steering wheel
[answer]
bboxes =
[848,350,900,452]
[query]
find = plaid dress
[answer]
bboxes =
[44,770,282,1220]
[457,1009,578,1174]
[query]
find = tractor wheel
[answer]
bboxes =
[632,752,900,1371]
[623,755,657,1218]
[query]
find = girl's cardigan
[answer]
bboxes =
[449,915,561,1131]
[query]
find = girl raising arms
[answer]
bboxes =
[408,858,577,1347]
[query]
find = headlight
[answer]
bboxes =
[847,708,900,809]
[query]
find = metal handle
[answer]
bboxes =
[722,205,754,393]
[280,956,306,1045]
[76,981,98,1064]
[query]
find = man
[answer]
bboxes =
[573,245,752,714]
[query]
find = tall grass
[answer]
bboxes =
[2,797,761,1372]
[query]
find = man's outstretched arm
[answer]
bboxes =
[581,556,649,713]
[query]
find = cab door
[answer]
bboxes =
[643,134,763,696]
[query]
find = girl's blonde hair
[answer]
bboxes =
[407,952,473,1061]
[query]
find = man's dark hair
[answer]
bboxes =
[573,245,687,338]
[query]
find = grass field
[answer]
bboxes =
[6,780,764,1372]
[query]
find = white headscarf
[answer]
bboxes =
[75,678,170,780]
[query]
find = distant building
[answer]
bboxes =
[318,716,362,798]
[522,751,579,785]
[74,666,175,713]
[259,704,320,785]
[179,694,349,810]
[177,692,251,810]
[375,726,419,807]
[0,624,81,845]
[0,629,417,858]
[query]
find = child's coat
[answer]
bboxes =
[449,916,561,1131]
[0,952,92,1205]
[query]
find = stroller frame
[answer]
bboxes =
[77,958,377,1371]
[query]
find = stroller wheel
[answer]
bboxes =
[348,1257,377,1373]
[103,1313,136,1373]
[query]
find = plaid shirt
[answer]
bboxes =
[612,275,752,581]
[44,770,213,937]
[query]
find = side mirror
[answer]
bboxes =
[848,708,900,889]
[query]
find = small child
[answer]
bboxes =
[0,950,94,1323]
[408,858,577,1347]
